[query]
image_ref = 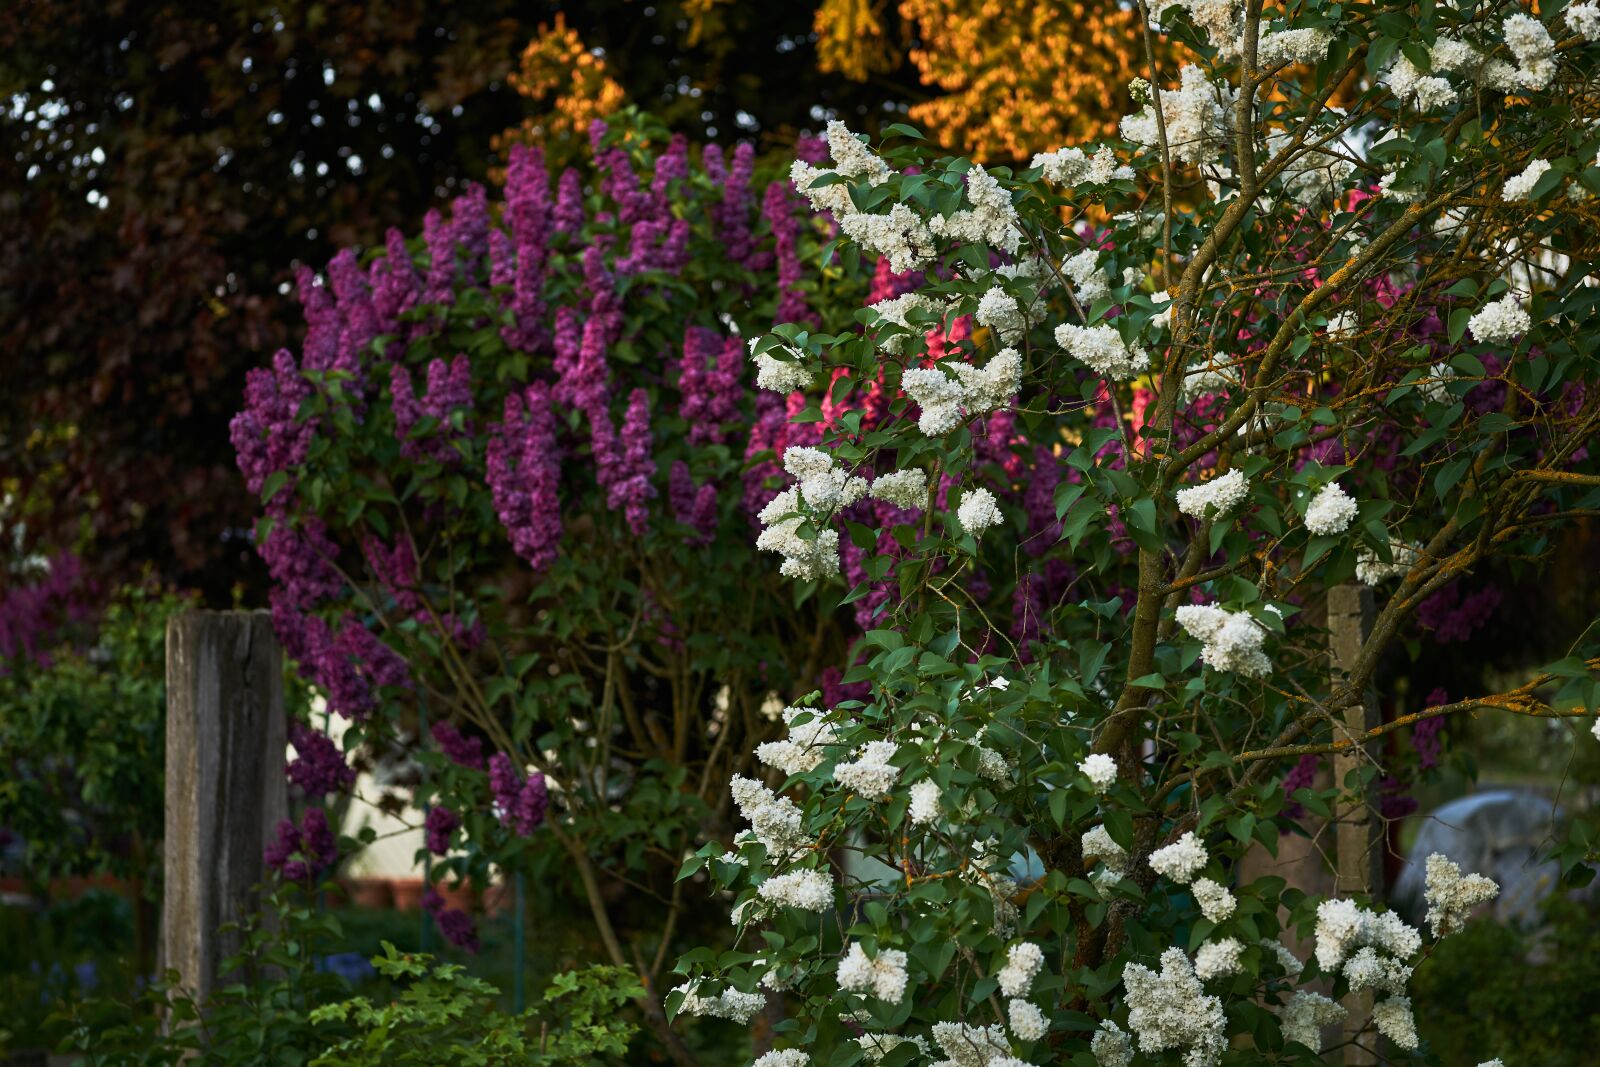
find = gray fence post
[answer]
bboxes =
[159,610,286,1004]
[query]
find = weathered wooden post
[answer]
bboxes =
[1329,583,1384,1065]
[160,610,286,1004]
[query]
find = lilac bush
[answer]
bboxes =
[229,113,937,1057]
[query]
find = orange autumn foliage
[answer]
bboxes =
[497,13,627,163]
[819,0,1159,163]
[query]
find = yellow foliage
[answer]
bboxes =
[898,0,1154,161]
[805,0,1159,162]
[815,0,902,81]
[497,14,628,163]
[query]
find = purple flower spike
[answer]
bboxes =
[287,721,356,798]
[431,721,487,771]
[485,383,563,572]
[423,888,480,952]
[425,806,460,856]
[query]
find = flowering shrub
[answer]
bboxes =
[671,4,1600,1063]
[231,112,995,1058]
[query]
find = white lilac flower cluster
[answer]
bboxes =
[996,942,1045,996]
[1149,831,1210,884]
[1054,322,1151,380]
[1007,997,1048,1041]
[976,286,1028,344]
[1384,52,1465,111]
[1278,990,1346,1051]
[1191,877,1237,923]
[1314,898,1422,967]
[838,942,910,1002]
[790,120,890,217]
[785,446,864,513]
[1120,64,1237,166]
[1502,158,1553,201]
[927,1022,1020,1066]
[1150,0,1242,57]
[1184,357,1237,398]
[1419,362,1459,404]
[755,705,840,776]
[1422,852,1500,936]
[1079,752,1118,793]
[753,1052,809,1067]
[1175,468,1249,519]
[1355,539,1419,585]
[833,739,901,799]
[1032,144,1133,187]
[869,468,928,512]
[857,1034,930,1062]
[958,487,1004,537]
[1502,13,1557,90]
[790,122,937,274]
[1122,947,1228,1067]
[1174,604,1271,677]
[1064,247,1111,305]
[1384,16,1555,111]
[750,338,815,394]
[757,868,835,912]
[902,348,1023,436]
[1091,1021,1134,1067]
[1569,0,1600,39]
[1193,937,1244,980]
[1257,26,1334,65]
[1467,292,1532,346]
[1313,898,1421,1009]
[730,775,809,856]
[1325,310,1358,339]
[755,448,867,581]
[870,292,946,354]
[672,980,767,1023]
[1082,825,1130,887]
[1304,481,1358,536]
[1373,994,1421,1050]
[841,205,938,275]
[908,779,941,825]
[927,168,1024,255]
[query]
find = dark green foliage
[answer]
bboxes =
[1411,897,1600,1067]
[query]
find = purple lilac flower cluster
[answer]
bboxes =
[264,806,339,883]
[669,461,718,546]
[0,553,90,665]
[485,383,563,572]
[425,805,460,856]
[488,753,548,835]
[678,327,743,446]
[286,721,355,798]
[230,350,315,503]
[391,354,474,465]
[702,142,764,270]
[431,721,487,770]
[423,887,481,952]
[1412,688,1449,770]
